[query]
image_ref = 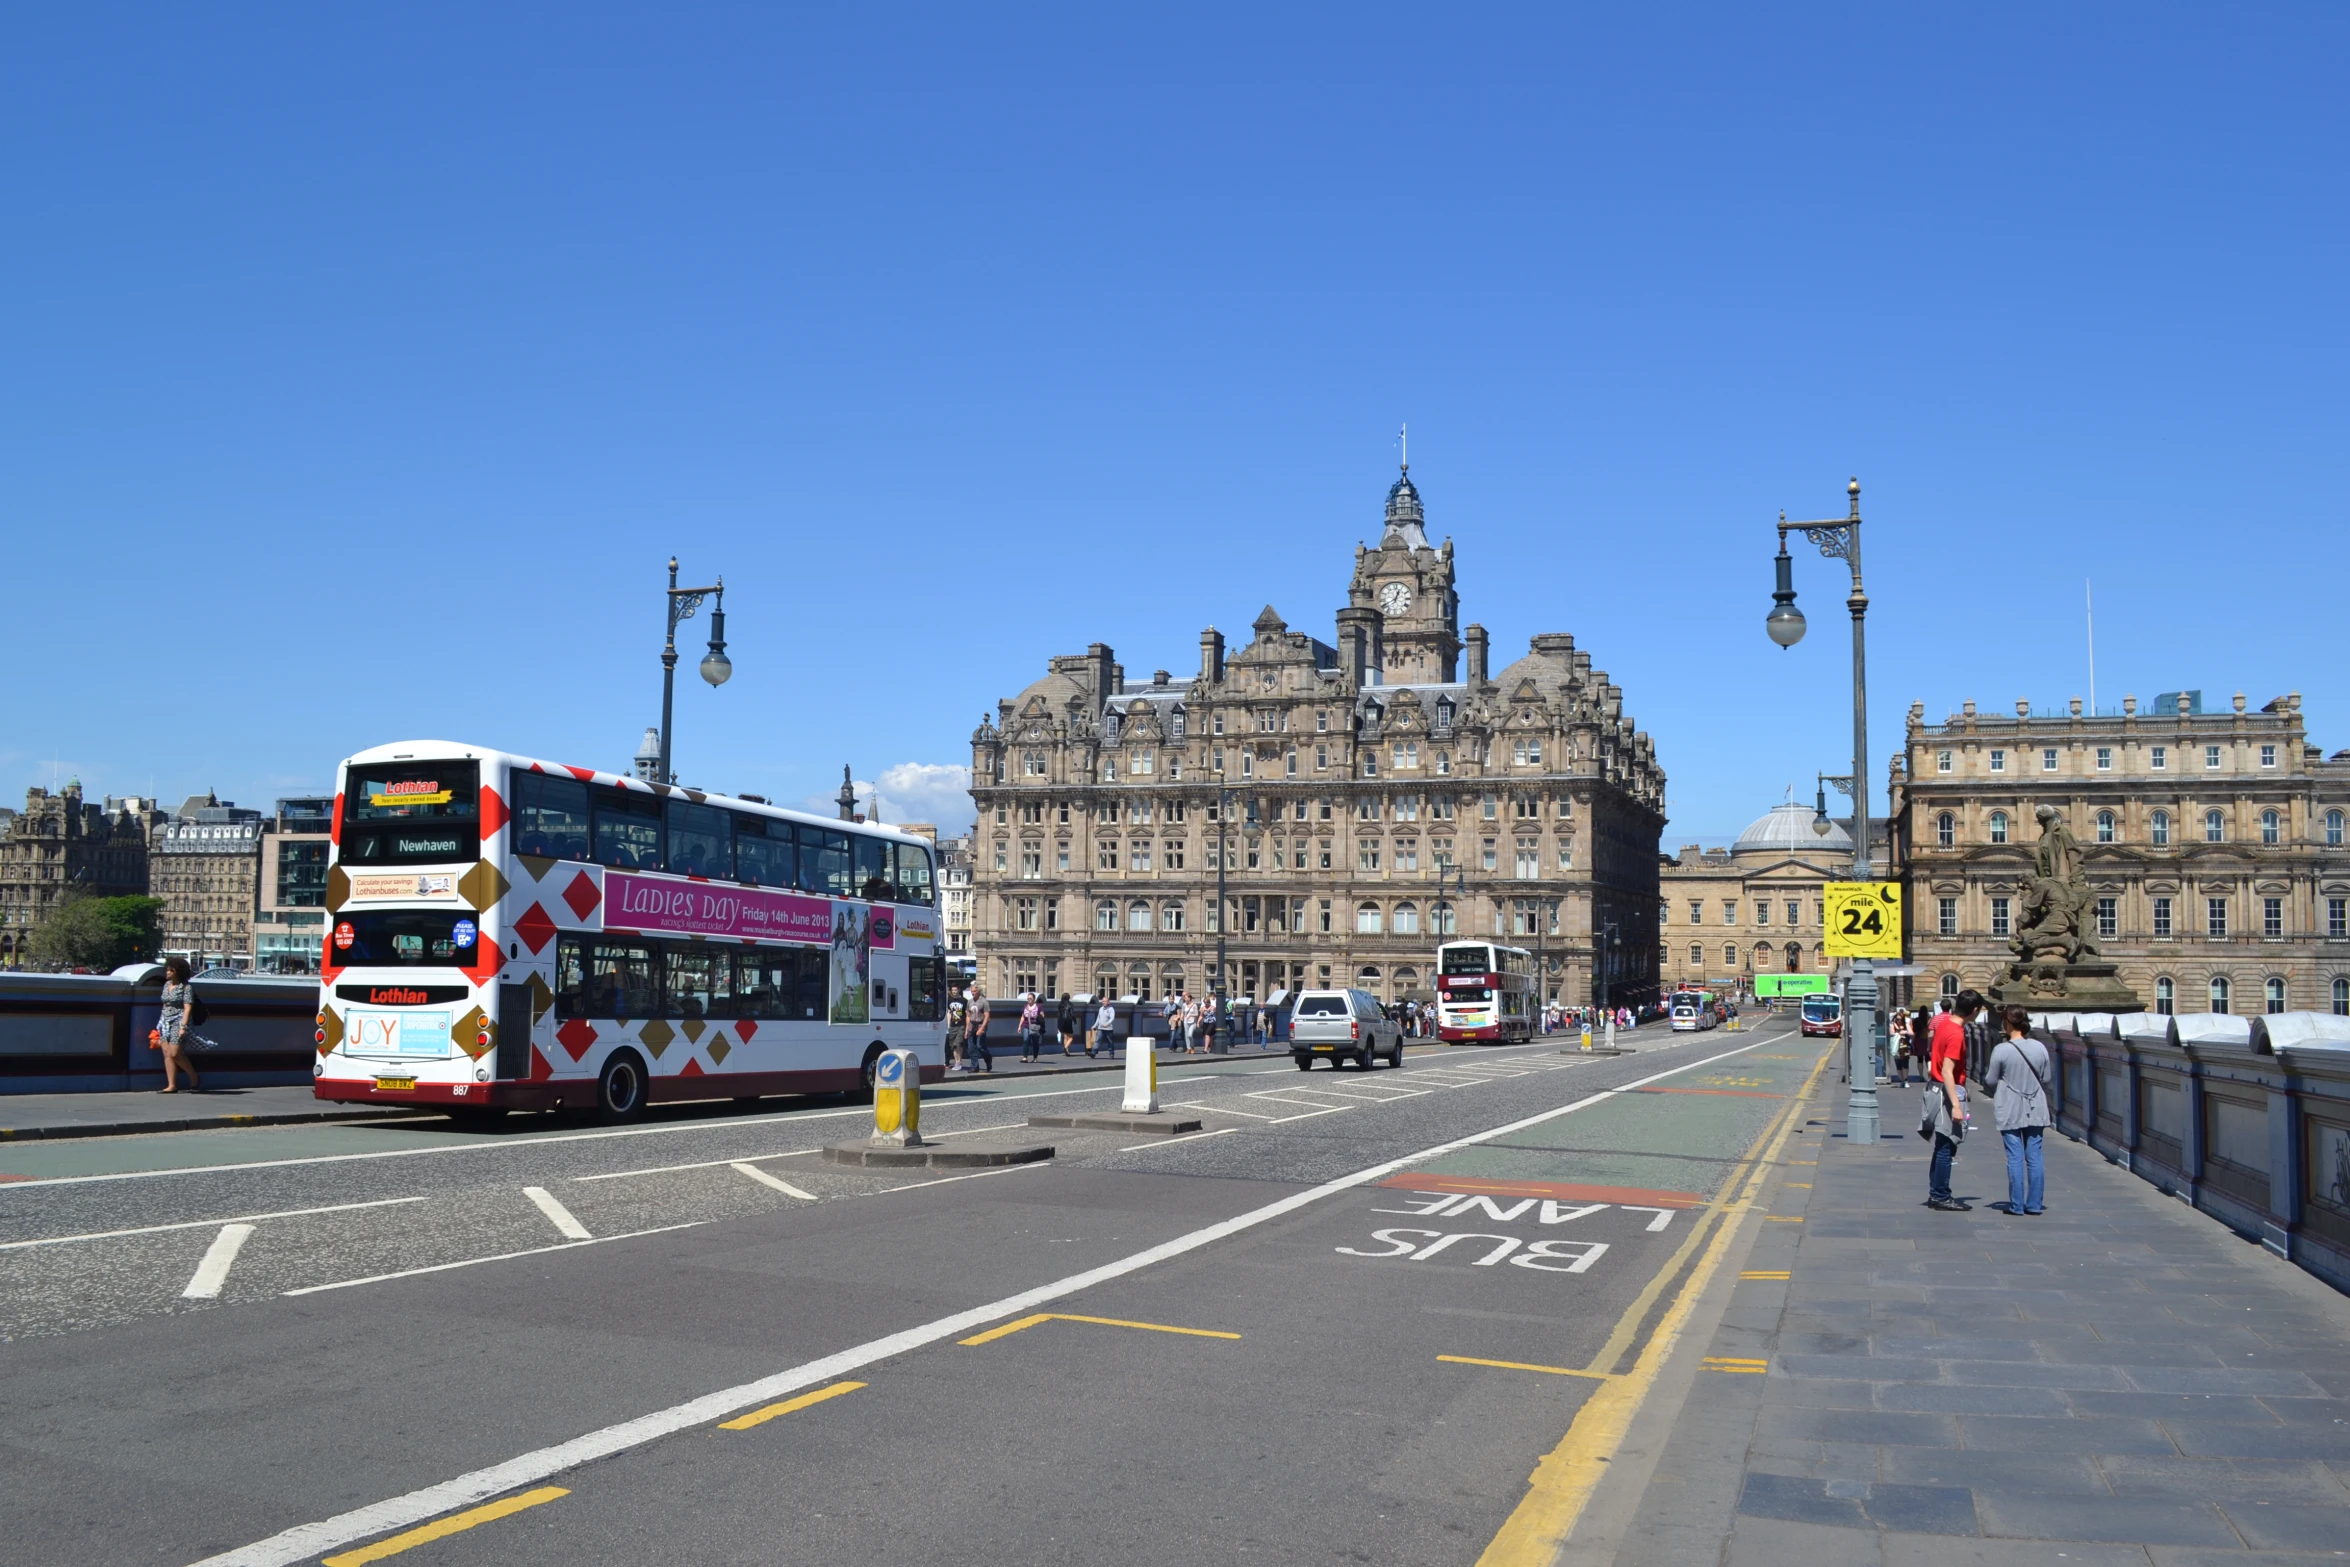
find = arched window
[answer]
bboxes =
[1356,902,1384,935]
[2205,809,2226,843]
[2155,976,2174,1015]
[2151,809,2171,847]
[1094,899,1117,932]
[2334,976,2349,1016]
[1393,902,1421,935]
[2096,810,2116,843]
[2261,809,2281,846]
[1936,812,1955,848]
[2209,975,2231,1014]
[1940,973,1960,1000]
[1784,942,1803,972]
[1989,811,2009,844]
[1127,901,1152,932]
[1160,902,1185,932]
[2328,810,2345,848]
[1431,901,1457,936]
[2265,976,2287,1014]
[1357,966,1383,997]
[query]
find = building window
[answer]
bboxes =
[2264,896,2284,938]
[2042,747,2059,772]
[2156,976,2174,1015]
[1162,902,1185,932]
[2208,897,2228,938]
[2328,810,2345,847]
[1481,840,1497,872]
[1936,750,1952,773]
[2333,977,2350,1015]
[2096,810,2116,843]
[1014,897,1038,931]
[1129,843,1152,872]
[1786,900,1801,926]
[2151,810,2171,847]
[2209,975,2231,1013]
[1396,839,1419,872]
[1357,840,1381,872]
[1989,811,2008,844]
[2261,743,2277,768]
[2097,897,2117,941]
[2205,809,2225,843]
[1689,943,1704,966]
[1940,973,1960,1000]
[993,844,1007,873]
[2206,745,2222,770]
[2266,976,2287,1013]
[2261,809,2281,845]
[1990,897,2011,938]
[2153,896,2173,938]
[1990,749,2006,773]
[1431,901,1456,936]
[1937,897,1957,937]
[2151,745,2167,770]
[1393,903,1421,935]
[1098,840,1118,871]
[1057,844,1071,872]
[2330,897,2348,939]
[1360,752,1375,777]
[1756,900,1769,925]
[1020,847,1041,878]
[1164,840,1184,870]
[1023,751,1046,777]
[1127,901,1152,932]
[2096,746,2112,771]
[1044,899,1060,931]
[1285,750,1297,777]
[1515,840,1539,879]
[1723,900,1737,924]
[1784,942,1803,972]
[1095,900,1116,932]
[1687,901,1702,924]
[1357,902,1384,935]
[1935,812,1954,848]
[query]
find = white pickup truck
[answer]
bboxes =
[1288,988,1405,1071]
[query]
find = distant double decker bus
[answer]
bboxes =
[313,740,947,1122]
[1435,940,1534,1044]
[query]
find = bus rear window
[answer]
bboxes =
[331,910,482,968]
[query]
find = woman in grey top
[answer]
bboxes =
[1980,1005,2052,1215]
[155,956,201,1094]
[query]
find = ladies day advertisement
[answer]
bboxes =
[602,871,895,1025]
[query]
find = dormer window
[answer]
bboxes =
[1169,706,1186,741]
[1435,700,1454,730]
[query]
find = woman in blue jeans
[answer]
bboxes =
[1980,1005,2053,1215]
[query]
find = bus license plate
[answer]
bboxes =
[376,1076,417,1091]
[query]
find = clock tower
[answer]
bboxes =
[1345,464,1460,684]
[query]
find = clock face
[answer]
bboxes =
[1379,582,1412,616]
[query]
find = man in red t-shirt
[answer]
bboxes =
[1926,997,1972,1209]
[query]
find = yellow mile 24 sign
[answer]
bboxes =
[1823,881,1904,959]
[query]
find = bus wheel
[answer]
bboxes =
[596,1050,649,1124]
[856,1042,887,1103]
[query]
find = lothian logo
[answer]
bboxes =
[369,987,430,1004]
[381,780,440,797]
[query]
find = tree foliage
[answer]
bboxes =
[26,894,166,972]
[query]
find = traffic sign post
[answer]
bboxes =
[869,1049,924,1147]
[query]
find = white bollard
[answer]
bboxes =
[1121,1014,1159,1114]
[870,1048,924,1146]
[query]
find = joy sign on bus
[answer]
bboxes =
[1822,881,1903,959]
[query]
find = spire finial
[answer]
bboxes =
[1399,421,1408,472]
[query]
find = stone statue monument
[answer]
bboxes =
[1990,804,2142,1012]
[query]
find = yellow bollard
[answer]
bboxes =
[870,1048,924,1147]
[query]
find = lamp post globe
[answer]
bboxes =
[699,645,733,688]
[1766,600,1806,648]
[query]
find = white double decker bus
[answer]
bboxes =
[1434,940,1535,1044]
[313,740,948,1122]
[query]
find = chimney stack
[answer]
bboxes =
[1200,627,1225,685]
[1465,623,1489,684]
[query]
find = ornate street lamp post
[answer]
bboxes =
[658,556,731,787]
[1766,479,1879,1146]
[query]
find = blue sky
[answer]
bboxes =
[5,6,2343,843]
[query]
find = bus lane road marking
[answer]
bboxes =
[190,1033,1785,1567]
[730,1163,817,1200]
[0,1195,429,1253]
[522,1186,592,1241]
[180,1224,255,1299]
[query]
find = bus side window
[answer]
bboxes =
[588,940,654,1017]
[798,826,851,898]
[854,835,893,902]
[734,815,795,888]
[665,800,731,879]
[514,771,590,861]
[895,843,935,906]
[909,955,942,1020]
[592,788,663,871]
[794,947,827,1019]
[554,937,587,1017]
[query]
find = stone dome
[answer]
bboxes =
[1732,800,1851,856]
[1381,467,1429,548]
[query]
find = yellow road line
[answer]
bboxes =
[718,1380,866,1430]
[1766,1215,1805,1222]
[1473,1040,1835,1567]
[1700,1357,1769,1375]
[1738,1270,1790,1279]
[321,1487,568,1566]
[1439,1355,1613,1381]
[1786,1181,1812,1188]
[959,1311,1240,1347]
